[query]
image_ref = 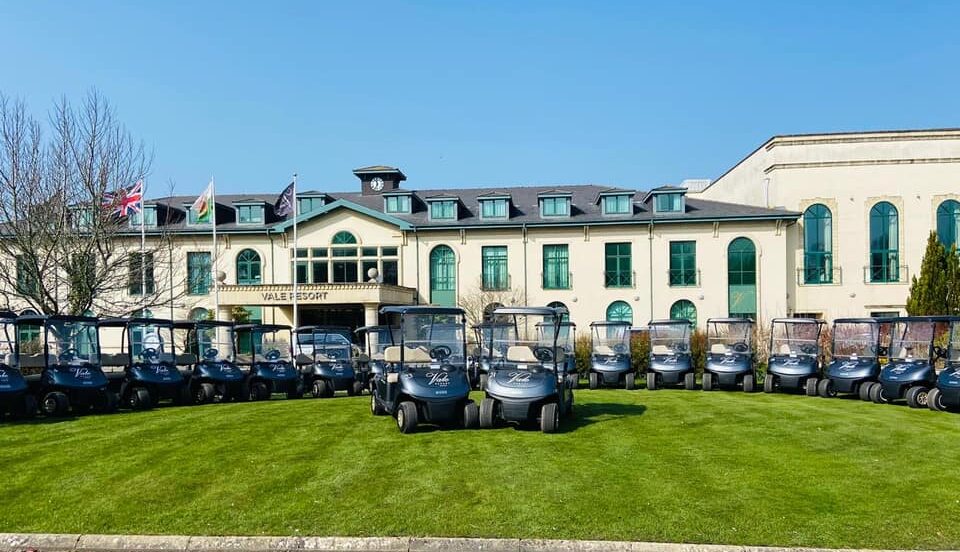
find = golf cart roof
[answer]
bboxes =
[491,306,562,316]
[379,306,465,316]
[234,323,291,332]
[98,317,175,328]
[0,310,17,320]
[771,318,825,325]
[648,319,692,326]
[15,314,98,325]
[887,316,954,323]
[295,325,352,334]
[354,325,398,334]
[833,318,884,325]
[536,320,575,328]
[707,317,755,324]
[473,321,516,329]
[173,319,235,329]
[590,320,631,327]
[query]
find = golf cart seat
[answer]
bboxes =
[507,346,538,363]
[19,354,45,368]
[594,345,615,356]
[779,344,792,355]
[100,353,127,367]
[652,345,672,355]
[711,344,729,354]
[295,353,313,365]
[175,353,197,366]
[383,346,433,363]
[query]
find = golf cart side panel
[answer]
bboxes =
[650,355,693,383]
[878,359,936,398]
[195,361,245,382]
[768,355,819,388]
[0,364,28,395]
[705,354,752,385]
[937,364,960,407]
[129,362,183,385]
[399,366,471,401]
[591,356,631,384]
[826,358,880,393]
[486,368,558,403]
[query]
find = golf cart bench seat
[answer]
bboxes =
[652,345,672,355]
[371,353,385,360]
[18,354,45,368]
[296,353,313,365]
[594,345,615,356]
[507,346,538,363]
[176,354,197,366]
[711,344,729,354]
[383,346,432,363]
[101,353,127,367]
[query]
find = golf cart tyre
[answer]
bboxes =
[817,378,836,398]
[479,373,488,390]
[463,401,479,429]
[479,398,496,428]
[370,393,386,416]
[870,383,888,404]
[927,387,945,412]
[805,377,819,397]
[625,372,636,390]
[397,401,418,434]
[905,386,929,409]
[763,374,775,393]
[540,402,559,433]
[129,387,152,410]
[42,391,69,416]
[684,372,696,390]
[251,381,270,401]
[589,372,598,390]
[743,374,755,393]
[859,382,875,402]
[352,381,365,396]
[96,390,119,413]
[197,382,215,404]
[702,372,713,391]
[647,372,657,391]
[312,379,328,398]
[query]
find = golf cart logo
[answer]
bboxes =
[719,356,738,365]
[506,371,532,384]
[663,356,678,364]
[426,371,450,387]
[154,365,170,376]
[840,361,858,372]
[890,364,908,374]
[0,370,8,381]
[74,366,91,379]
[782,358,800,367]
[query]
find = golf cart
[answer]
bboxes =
[478,306,574,433]
[0,312,36,420]
[703,318,756,392]
[234,324,303,400]
[295,326,363,397]
[588,321,635,389]
[928,317,960,412]
[355,325,400,393]
[16,314,118,416]
[764,318,825,395]
[869,316,945,408]
[471,321,518,390]
[647,319,695,390]
[539,319,578,389]
[820,318,884,400]
[98,317,190,409]
[370,306,478,433]
[174,319,246,404]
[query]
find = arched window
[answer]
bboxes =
[483,302,504,321]
[547,301,570,322]
[429,245,456,306]
[727,237,757,319]
[869,202,899,283]
[189,307,210,321]
[332,231,357,245]
[937,200,960,251]
[803,204,833,284]
[606,301,633,324]
[236,249,262,285]
[669,300,697,328]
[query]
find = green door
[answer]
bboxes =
[430,245,456,306]
[727,237,757,318]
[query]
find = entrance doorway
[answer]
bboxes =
[298,305,365,331]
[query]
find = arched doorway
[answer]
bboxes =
[606,301,633,324]
[669,299,697,328]
[727,237,757,319]
[429,245,456,306]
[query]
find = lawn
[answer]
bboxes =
[1,389,959,549]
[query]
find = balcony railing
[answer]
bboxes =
[541,271,573,290]
[604,270,635,288]
[796,267,843,286]
[863,264,909,284]
[481,274,512,292]
[668,269,701,287]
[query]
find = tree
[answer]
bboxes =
[0,91,183,316]
[906,232,951,316]
[457,277,525,331]
[946,244,960,316]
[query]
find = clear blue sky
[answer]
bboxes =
[2,1,958,197]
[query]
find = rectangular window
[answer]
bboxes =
[669,241,697,286]
[187,252,211,295]
[540,197,570,217]
[382,247,398,257]
[605,243,632,287]
[16,256,38,295]
[382,260,399,285]
[361,260,378,282]
[294,261,309,284]
[602,195,631,215]
[311,248,328,257]
[312,261,328,284]
[333,261,359,283]
[481,246,509,290]
[385,195,411,214]
[870,311,899,318]
[237,205,264,224]
[655,193,683,213]
[186,207,211,225]
[128,252,155,296]
[362,247,379,257]
[542,245,570,289]
[72,208,94,229]
[129,206,158,228]
[298,197,323,214]
[480,199,509,219]
[430,200,457,220]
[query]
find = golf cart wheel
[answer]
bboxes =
[396,401,418,434]
[196,383,215,404]
[742,374,755,393]
[763,374,775,393]
[286,381,304,400]
[927,388,945,412]
[41,392,69,416]
[684,372,697,391]
[702,372,713,392]
[478,373,488,390]
[479,398,496,429]
[588,372,599,390]
[250,382,270,401]
[569,374,579,389]
[905,386,929,409]
[540,402,559,433]
[94,390,119,413]
[352,381,365,396]
[128,387,152,410]
[370,393,387,416]
[646,372,657,391]
[805,377,819,397]
[312,379,329,398]
[463,401,480,429]
[625,373,636,390]
[817,379,836,398]
[870,383,888,404]
[858,382,875,402]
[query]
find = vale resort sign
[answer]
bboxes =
[260,290,330,303]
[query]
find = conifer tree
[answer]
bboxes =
[906,233,950,315]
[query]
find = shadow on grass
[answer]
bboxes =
[559,401,647,433]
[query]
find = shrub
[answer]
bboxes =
[574,331,592,377]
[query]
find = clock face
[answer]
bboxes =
[370,177,384,191]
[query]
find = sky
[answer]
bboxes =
[1,0,959,198]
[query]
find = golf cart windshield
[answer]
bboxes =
[400,315,465,366]
[771,320,822,358]
[707,319,754,355]
[48,319,99,365]
[649,321,691,356]
[195,323,235,362]
[475,323,518,361]
[538,321,575,353]
[0,317,15,363]
[129,321,174,363]
[250,327,292,362]
[950,321,960,363]
[832,321,880,359]
[298,330,352,362]
[591,322,630,356]
[489,308,561,369]
[889,320,934,361]
[360,326,399,358]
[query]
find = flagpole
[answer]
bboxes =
[140,179,147,312]
[211,177,220,320]
[292,173,298,330]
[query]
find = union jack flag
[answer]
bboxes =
[104,180,144,217]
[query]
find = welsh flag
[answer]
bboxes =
[191,180,214,223]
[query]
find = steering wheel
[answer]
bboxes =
[878,346,889,356]
[732,342,749,353]
[533,346,555,362]
[203,348,219,360]
[613,343,628,354]
[140,347,159,362]
[430,345,452,361]
[265,349,281,361]
[326,350,340,359]
[673,342,689,353]
[59,348,79,362]
[799,344,818,355]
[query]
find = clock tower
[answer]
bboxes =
[354,165,407,195]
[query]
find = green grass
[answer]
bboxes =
[1,389,959,549]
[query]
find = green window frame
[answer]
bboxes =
[803,204,833,284]
[540,197,570,217]
[237,205,264,224]
[604,242,632,287]
[669,241,697,286]
[727,237,757,319]
[16,256,38,295]
[186,207,211,225]
[187,252,211,295]
[670,299,697,327]
[937,199,960,251]
[129,206,158,228]
[655,193,683,213]
[298,196,322,214]
[602,194,631,215]
[332,231,357,244]
[128,252,155,296]
[869,202,899,283]
[480,199,508,219]
[606,301,633,324]
[385,195,411,214]
[542,245,570,290]
[429,245,457,306]
[430,200,457,220]
[236,249,262,285]
[481,246,509,291]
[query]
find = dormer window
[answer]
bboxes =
[479,197,510,219]
[71,207,95,229]
[540,196,571,218]
[602,194,632,215]
[429,200,458,221]
[384,193,412,214]
[651,189,686,214]
[297,195,325,214]
[236,204,264,224]
[185,205,211,225]
[129,205,158,228]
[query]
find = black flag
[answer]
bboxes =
[275,181,295,217]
